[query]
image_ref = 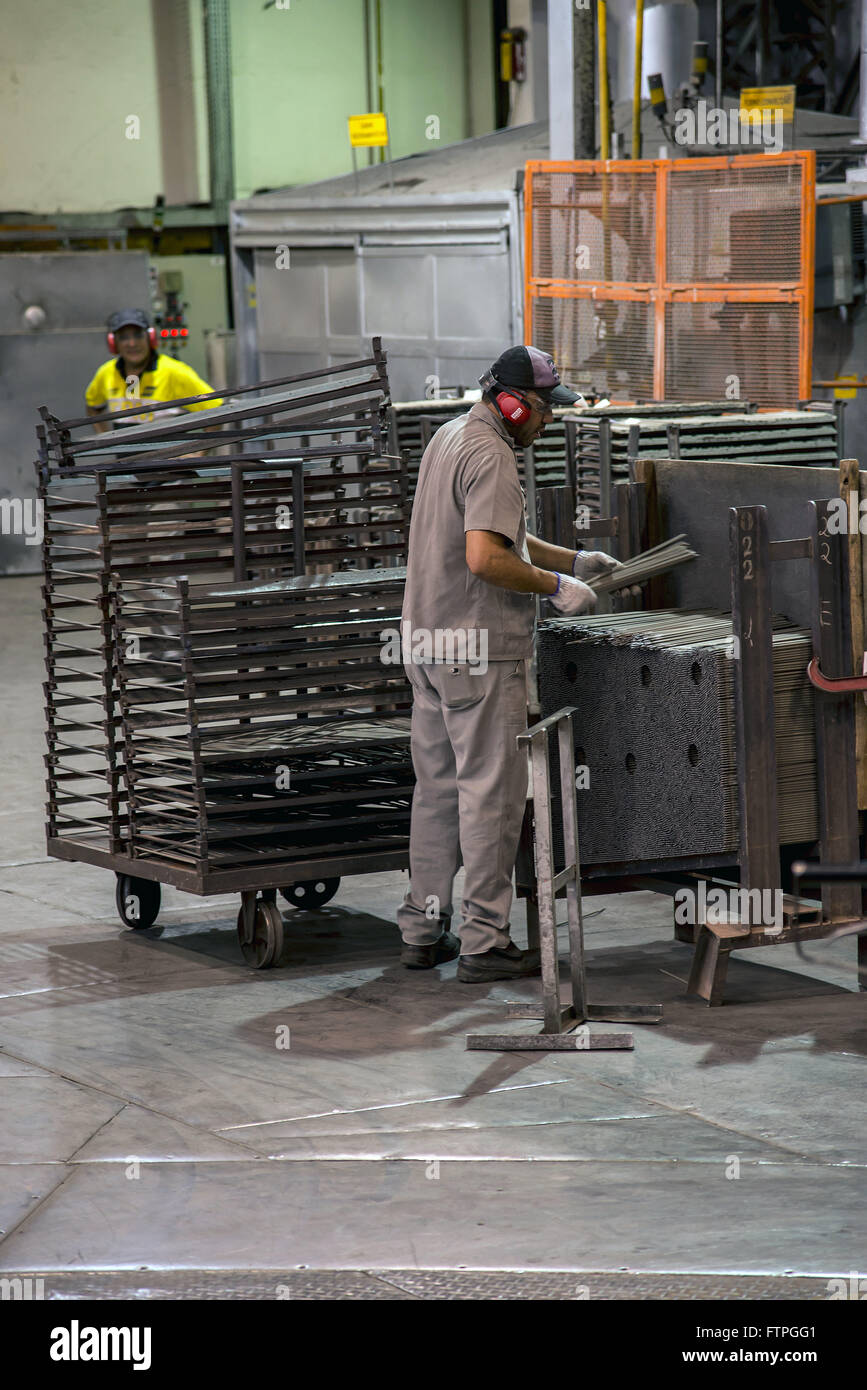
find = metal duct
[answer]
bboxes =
[203,0,235,218]
[615,0,698,106]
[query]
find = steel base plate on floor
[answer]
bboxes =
[506,1002,663,1023]
[466,1030,634,1050]
[23,1268,839,1300]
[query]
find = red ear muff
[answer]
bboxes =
[495,390,532,425]
[106,327,156,353]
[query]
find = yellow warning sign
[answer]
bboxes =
[348,113,389,147]
[833,374,858,400]
[740,86,796,123]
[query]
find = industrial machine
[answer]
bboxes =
[531,457,867,1004]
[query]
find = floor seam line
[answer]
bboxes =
[0,886,103,922]
[0,1048,270,1159]
[217,1078,578,1132]
[65,1102,131,1164]
[1,1154,837,1168]
[0,1160,80,1251]
[590,1081,836,1165]
[363,1270,425,1298]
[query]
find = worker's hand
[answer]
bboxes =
[572,550,622,581]
[547,573,597,616]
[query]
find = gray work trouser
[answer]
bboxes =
[396,658,529,955]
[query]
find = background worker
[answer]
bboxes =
[84,308,224,655]
[85,308,223,431]
[398,345,621,982]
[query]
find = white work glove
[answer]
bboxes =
[571,549,622,582]
[547,573,597,616]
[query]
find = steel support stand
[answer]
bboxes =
[467,708,662,1051]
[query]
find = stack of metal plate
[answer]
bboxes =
[386,397,466,494]
[387,398,572,501]
[526,420,570,489]
[567,402,746,515]
[661,410,838,466]
[38,345,406,863]
[387,400,472,498]
[112,568,414,876]
[568,404,837,517]
[537,609,818,869]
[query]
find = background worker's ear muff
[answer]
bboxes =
[107,325,157,354]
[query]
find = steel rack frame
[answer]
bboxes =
[39,345,416,964]
[523,463,867,1004]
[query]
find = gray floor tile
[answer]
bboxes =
[0,1051,51,1078]
[0,1157,862,1275]
[72,1106,261,1164]
[0,1076,124,1163]
[0,1164,70,1241]
[259,1111,791,1163]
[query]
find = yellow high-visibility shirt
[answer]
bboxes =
[85,353,223,423]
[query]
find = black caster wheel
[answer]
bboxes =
[236,899,284,969]
[115,875,161,930]
[280,877,340,910]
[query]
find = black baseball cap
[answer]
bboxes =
[485,345,580,405]
[107,308,150,333]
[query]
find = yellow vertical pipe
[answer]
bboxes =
[598,0,610,160]
[632,0,644,159]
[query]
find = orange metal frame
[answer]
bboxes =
[523,152,816,403]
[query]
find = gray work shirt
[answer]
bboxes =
[402,401,535,661]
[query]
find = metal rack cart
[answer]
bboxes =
[38,344,413,964]
[111,567,413,966]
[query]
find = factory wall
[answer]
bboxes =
[0,0,484,214]
[232,0,476,192]
[0,0,202,213]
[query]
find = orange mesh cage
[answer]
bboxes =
[524,153,815,407]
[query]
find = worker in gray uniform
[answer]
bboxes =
[397,345,621,981]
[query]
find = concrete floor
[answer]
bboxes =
[1,574,865,1298]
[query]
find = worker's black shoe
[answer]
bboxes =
[457,941,542,983]
[401,929,461,970]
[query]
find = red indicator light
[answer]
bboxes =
[180,328,188,336]
[170,328,178,337]
[160,329,169,337]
